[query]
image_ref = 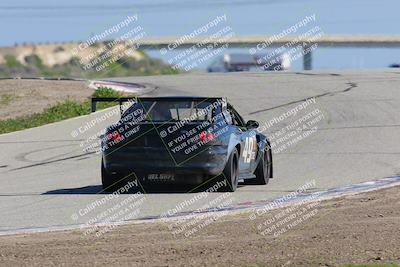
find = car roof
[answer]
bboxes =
[224,53,255,64]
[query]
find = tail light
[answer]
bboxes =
[107,131,122,143]
[199,131,215,142]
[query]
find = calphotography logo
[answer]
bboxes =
[160,14,235,71]
[161,180,235,238]
[254,97,325,154]
[160,14,228,55]
[70,13,147,75]
[249,14,324,71]
[1,2,399,266]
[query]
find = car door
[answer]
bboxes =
[227,105,257,174]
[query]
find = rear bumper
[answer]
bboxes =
[103,145,228,176]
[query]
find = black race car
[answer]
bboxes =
[96,96,272,192]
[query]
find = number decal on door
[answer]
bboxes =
[242,136,256,163]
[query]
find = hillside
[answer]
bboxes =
[0,42,178,78]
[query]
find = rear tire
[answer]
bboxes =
[247,148,271,185]
[217,148,239,192]
[101,159,122,192]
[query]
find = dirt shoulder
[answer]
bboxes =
[0,186,399,267]
[0,79,92,120]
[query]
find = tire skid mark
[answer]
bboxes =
[9,151,96,171]
[249,81,358,115]
[14,144,77,164]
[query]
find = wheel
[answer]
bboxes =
[247,147,272,185]
[101,159,123,192]
[217,148,239,192]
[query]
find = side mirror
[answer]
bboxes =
[245,120,259,129]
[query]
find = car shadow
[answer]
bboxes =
[42,184,245,194]
[43,185,105,194]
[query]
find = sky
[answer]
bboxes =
[1,0,399,69]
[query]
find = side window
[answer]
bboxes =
[230,109,239,126]
[224,108,241,126]
[222,108,233,125]
[230,108,245,127]
[222,102,245,127]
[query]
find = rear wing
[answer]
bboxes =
[91,96,227,114]
[91,97,138,113]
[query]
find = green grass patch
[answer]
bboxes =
[91,86,125,110]
[0,100,91,133]
[0,87,127,134]
[4,55,22,68]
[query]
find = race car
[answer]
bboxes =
[96,96,273,192]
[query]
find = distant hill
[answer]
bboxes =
[0,42,178,78]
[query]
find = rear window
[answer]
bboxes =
[123,100,219,122]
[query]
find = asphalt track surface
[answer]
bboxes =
[0,70,399,233]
